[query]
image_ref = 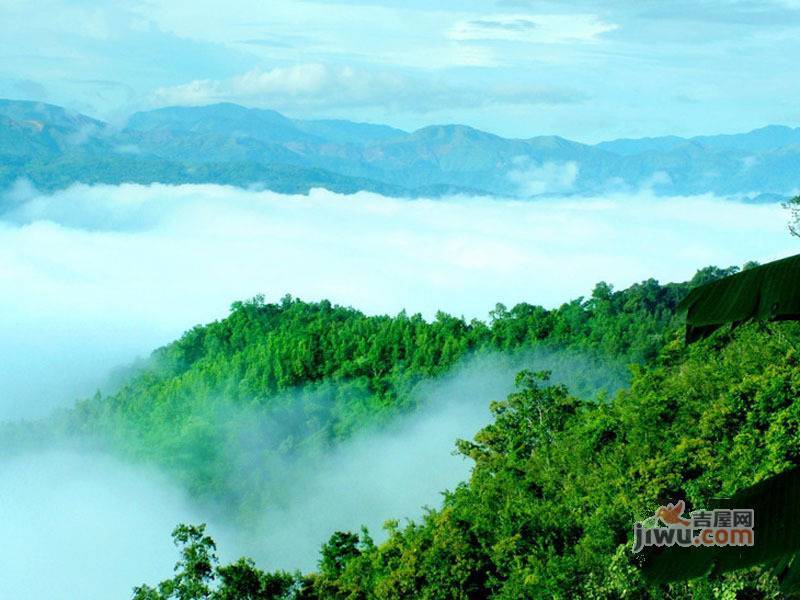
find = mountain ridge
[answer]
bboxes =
[1,98,798,199]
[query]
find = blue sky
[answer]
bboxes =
[2,0,800,141]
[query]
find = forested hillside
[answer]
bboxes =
[35,268,703,516]
[114,260,800,598]
[4,266,698,495]
[13,262,793,598]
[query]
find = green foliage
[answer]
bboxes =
[320,532,364,579]
[300,322,800,598]
[132,524,301,600]
[47,274,693,519]
[215,560,299,600]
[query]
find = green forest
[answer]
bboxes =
[15,266,704,515]
[11,259,800,597]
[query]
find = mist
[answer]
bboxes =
[0,350,624,600]
[207,350,627,571]
[0,182,794,421]
[0,450,239,600]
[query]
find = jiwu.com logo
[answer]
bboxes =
[632,500,754,553]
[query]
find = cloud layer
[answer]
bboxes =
[0,181,796,597]
[0,183,795,420]
[448,13,617,43]
[151,63,586,113]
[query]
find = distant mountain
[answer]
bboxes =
[293,118,406,144]
[596,135,687,156]
[0,99,798,199]
[694,124,800,152]
[0,99,106,133]
[0,99,114,161]
[598,125,800,156]
[125,103,315,144]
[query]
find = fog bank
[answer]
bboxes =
[0,450,239,600]
[225,350,625,571]
[0,350,623,598]
[0,182,793,419]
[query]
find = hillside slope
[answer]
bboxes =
[115,263,800,598]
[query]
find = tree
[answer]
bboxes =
[319,531,362,579]
[456,370,578,466]
[784,195,800,238]
[132,524,299,600]
[132,524,216,600]
[215,559,298,600]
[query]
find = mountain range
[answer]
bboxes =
[1,98,798,200]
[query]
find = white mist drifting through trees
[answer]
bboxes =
[0,351,622,600]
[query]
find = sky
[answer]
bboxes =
[2,0,800,141]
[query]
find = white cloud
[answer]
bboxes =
[154,63,390,108]
[742,155,760,170]
[151,63,585,112]
[507,157,580,196]
[640,170,673,190]
[0,183,795,420]
[0,182,795,593]
[448,13,618,44]
[237,350,624,571]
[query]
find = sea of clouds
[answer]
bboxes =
[0,182,794,420]
[0,182,796,599]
